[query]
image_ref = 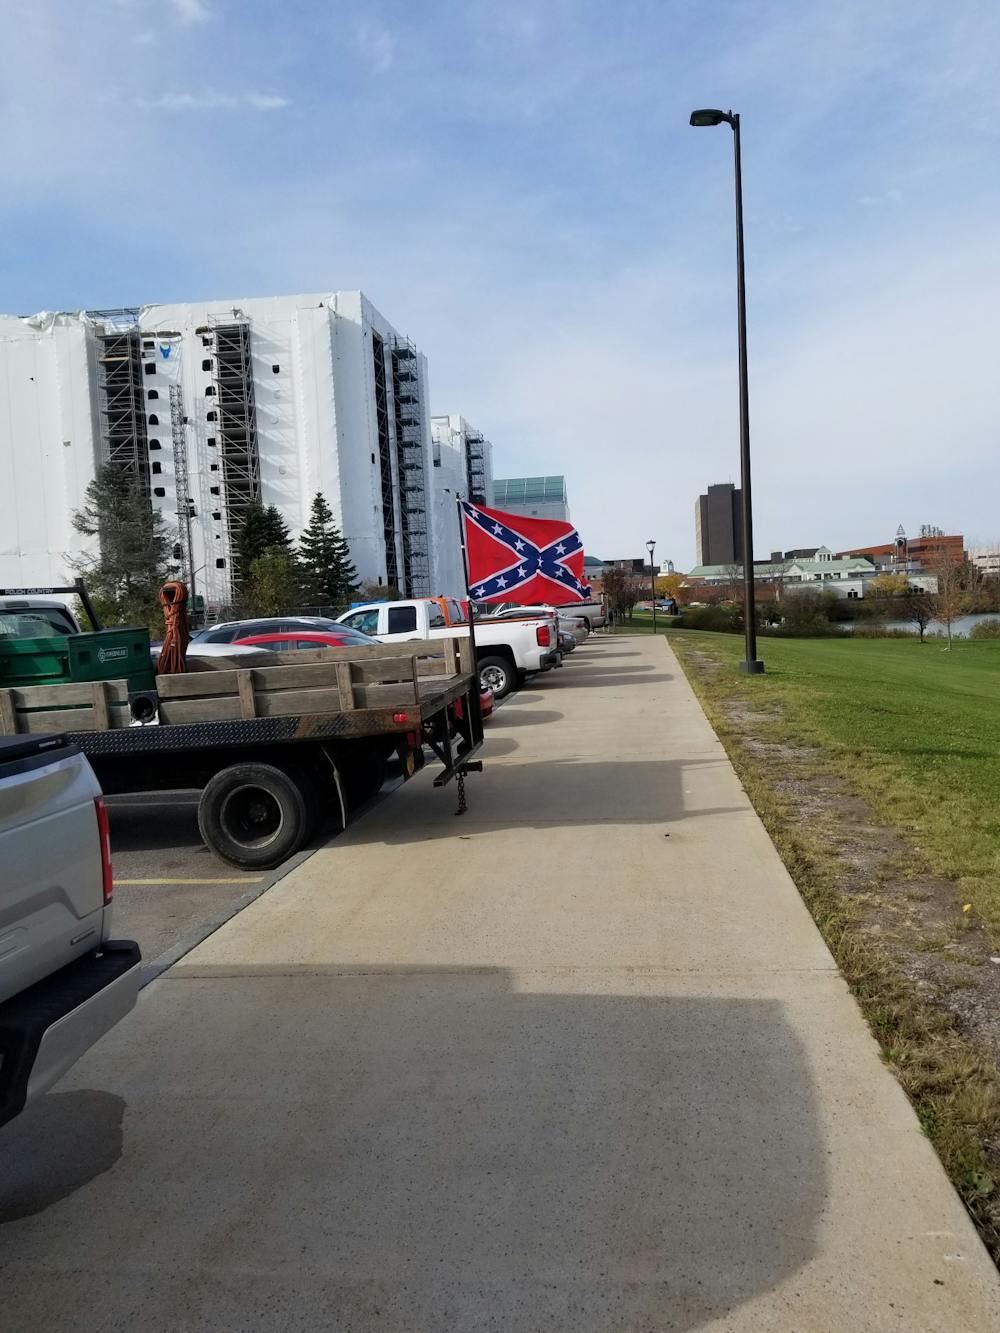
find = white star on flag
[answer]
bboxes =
[492,523,503,535]
[514,539,525,552]
[517,566,527,578]
[556,542,566,554]
[497,574,508,588]
[475,585,486,596]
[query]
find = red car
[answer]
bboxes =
[232,628,376,651]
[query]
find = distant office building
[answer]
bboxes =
[969,547,1000,577]
[694,483,743,565]
[493,476,569,523]
[838,526,964,570]
[605,558,646,574]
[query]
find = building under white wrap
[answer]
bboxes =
[430,415,494,595]
[0,292,481,609]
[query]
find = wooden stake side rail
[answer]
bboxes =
[0,638,475,736]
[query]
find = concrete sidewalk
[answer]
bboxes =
[2,634,999,1331]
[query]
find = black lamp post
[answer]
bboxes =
[646,539,657,634]
[689,108,764,674]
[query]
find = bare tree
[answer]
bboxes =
[932,556,978,649]
[602,568,642,624]
[721,562,743,602]
[901,587,935,643]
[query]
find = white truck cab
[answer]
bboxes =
[337,599,559,698]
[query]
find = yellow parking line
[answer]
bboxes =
[114,877,263,885]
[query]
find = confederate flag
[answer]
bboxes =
[460,499,592,604]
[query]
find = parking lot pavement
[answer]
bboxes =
[106,764,408,980]
[106,793,271,980]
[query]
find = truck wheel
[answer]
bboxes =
[478,655,515,699]
[198,763,319,870]
[340,747,388,809]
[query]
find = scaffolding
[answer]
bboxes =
[371,331,399,592]
[97,327,150,488]
[391,338,430,596]
[464,429,489,505]
[169,384,195,593]
[207,314,261,592]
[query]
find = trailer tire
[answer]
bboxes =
[478,655,515,699]
[198,763,318,870]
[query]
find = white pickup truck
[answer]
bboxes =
[0,733,141,1129]
[337,598,559,698]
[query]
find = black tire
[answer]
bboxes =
[478,654,516,699]
[198,762,319,870]
[340,746,388,809]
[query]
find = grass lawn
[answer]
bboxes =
[668,630,1000,935]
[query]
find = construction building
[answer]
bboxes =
[429,416,494,594]
[0,292,475,608]
[492,476,570,523]
[694,483,743,566]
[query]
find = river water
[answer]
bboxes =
[846,612,1000,638]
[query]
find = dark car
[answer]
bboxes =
[192,616,350,645]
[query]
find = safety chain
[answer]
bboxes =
[455,769,468,816]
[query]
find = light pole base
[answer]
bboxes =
[740,659,765,675]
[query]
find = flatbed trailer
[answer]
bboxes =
[0,640,484,869]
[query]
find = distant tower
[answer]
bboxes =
[893,524,908,568]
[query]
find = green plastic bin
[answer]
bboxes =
[0,635,73,686]
[67,629,155,693]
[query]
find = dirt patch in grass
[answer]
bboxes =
[676,639,1000,1262]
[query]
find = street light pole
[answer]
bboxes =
[646,539,657,634]
[690,107,764,674]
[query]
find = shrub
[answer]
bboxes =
[970,619,1000,640]
[674,605,743,634]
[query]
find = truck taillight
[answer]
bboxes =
[536,624,551,647]
[95,797,113,905]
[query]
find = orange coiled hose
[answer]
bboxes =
[157,580,190,676]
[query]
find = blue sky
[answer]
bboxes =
[2,0,998,565]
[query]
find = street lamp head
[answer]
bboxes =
[646,539,656,554]
[689,108,732,128]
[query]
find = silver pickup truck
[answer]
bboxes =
[0,733,141,1128]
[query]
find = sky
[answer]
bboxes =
[1,0,998,567]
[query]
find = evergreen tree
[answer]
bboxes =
[297,492,358,608]
[234,500,291,585]
[240,550,305,618]
[71,465,177,634]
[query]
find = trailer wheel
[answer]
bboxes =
[478,655,515,699]
[198,763,319,870]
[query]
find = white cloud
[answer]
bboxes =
[356,22,394,74]
[137,91,290,111]
[170,0,211,24]
[132,29,156,46]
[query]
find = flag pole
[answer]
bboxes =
[456,497,483,720]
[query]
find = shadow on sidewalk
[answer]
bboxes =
[350,755,744,840]
[0,967,825,1331]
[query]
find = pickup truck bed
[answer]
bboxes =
[0,733,141,1128]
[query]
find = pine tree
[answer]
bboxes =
[71,465,177,634]
[233,500,292,591]
[297,492,358,609]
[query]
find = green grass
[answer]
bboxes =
[670,632,1000,938]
